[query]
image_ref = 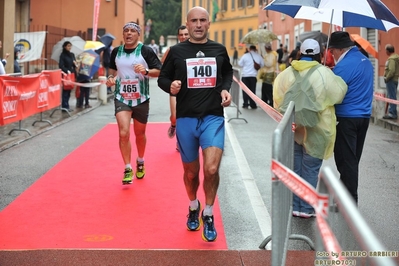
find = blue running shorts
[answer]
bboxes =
[176,115,225,163]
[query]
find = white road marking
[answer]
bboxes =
[225,114,272,249]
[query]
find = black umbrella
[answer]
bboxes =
[299,31,328,48]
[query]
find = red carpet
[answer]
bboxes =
[0,123,227,250]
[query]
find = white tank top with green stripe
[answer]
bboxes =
[114,43,150,107]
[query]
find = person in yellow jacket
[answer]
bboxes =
[273,39,347,218]
[259,43,277,106]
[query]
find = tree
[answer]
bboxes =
[144,0,182,46]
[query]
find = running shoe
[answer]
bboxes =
[299,211,316,218]
[186,201,201,231]
[201,211,217,242]
[167,125,176,138]
[136,161,145,179]
[292,211,301,217]
[122,168,133,185]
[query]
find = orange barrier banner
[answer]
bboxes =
[374,92,399,105]
[0,70,61,126]
[232,75,283,123]
[271,159,345,261]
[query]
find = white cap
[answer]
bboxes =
[300,39,320,55]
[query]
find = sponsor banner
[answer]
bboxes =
[14,31,46,63]
[0,70,61,126]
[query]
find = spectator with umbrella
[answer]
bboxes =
[76,50,100,109]
[273,39,347,218]
[59,41,78,112]
[329,31,374,203]
[100,33,115,94]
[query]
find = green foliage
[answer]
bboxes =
[144,0,182,45]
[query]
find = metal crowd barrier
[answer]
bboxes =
[231,76,397,266]
[317,167,397,266]
[259,101,314,265]
[228,67,247,123]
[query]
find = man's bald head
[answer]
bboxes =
[187,6,209,21]
[186,6,210,44]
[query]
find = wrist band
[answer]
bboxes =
[108,75,114,79]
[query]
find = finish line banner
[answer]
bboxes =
[14,31,46,63]
[0,70,61,126]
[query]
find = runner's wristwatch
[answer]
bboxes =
[145,69,149,76]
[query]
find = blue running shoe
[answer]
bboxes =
[201,211,217,242]
[186,201,201,231]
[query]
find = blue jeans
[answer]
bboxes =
[386,80,398,118]
[293,142,322,213]
[62,89,71,109]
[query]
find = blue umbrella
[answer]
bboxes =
[265,0,399,32]
[76,50,100,80]
[100,33,115,48]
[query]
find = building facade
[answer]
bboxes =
[257,1,399,78]
[182,0,399,78]
[0,0,145,74]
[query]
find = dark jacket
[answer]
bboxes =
[59,51,76,75]
[14,60,21,73]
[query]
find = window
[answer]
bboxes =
[199,0,203,6]
[285,34,290,50]
[238,0,243,8]
[231,29,235,48]
[239,29,243,43]
[312,22,322,32]
[88,28,105,39]
[247,0,254,6]
[214,31,219,42]
[192,0,196,6]
[221,0,228,11]
[222,30,226,46]
[294,25,299,47]
[231,0,235,10]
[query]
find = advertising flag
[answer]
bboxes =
[14,31,46,63]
